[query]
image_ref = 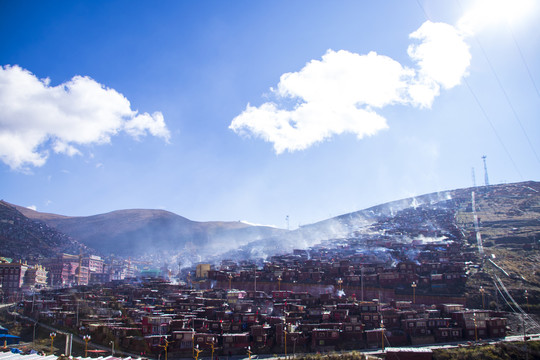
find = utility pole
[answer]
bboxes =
[32,321,37,345]
[381,319,385,352]
[361,266,364,302]
[284,327,287,358]
[523,313,529,360]
[480,286,485,309]
[65,333,72,357]
[76,300,80,327]
[482,155,490,188]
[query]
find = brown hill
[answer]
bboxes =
[10,204,287,257]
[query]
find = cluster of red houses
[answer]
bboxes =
[20,278,507,357]
[206,236,475,302]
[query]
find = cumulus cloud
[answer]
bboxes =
[230,19,472,153]
[408,21,471,90]
[0,65,170,170]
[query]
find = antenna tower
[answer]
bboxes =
[482,155,490,187]
[471,167,476,187]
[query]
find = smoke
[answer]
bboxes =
[412,234,448,244]
[132,189,459,272]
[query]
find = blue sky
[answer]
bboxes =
[1,0,539,229]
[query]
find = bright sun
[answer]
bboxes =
[457,0,536,34]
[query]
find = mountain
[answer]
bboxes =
[219,181,540,262]
[11,205,287,258]
[303,180,539,246]
[2,181,539,267]
[0,200,91,259]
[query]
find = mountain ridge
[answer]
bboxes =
[6,202,287,258]
[2,180,539,262]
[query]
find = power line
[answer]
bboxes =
[463,78,524,180]
[510,29,540,100]
[415,0,430,20]
[416,0,525,180]
[473,34,540,166]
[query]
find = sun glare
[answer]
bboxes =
[458,0,536,35]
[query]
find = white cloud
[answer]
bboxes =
[0,65,170,170]
[408,21,471,90]
[276,50,411,108]
[230,20,470,153]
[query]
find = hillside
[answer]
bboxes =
[2,181,539,279]
[10,204,288,258]
[220,181,540,269]
[0,201,91,259]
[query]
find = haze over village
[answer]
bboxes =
[1,1,540,359]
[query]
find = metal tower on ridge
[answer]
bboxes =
[482,155,490,187]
